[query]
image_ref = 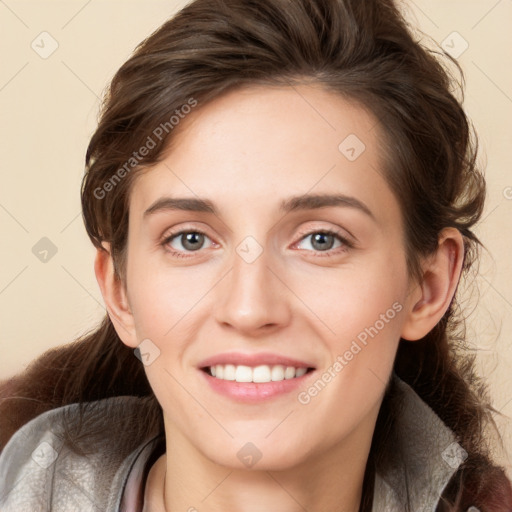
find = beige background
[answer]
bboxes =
[1,0,511,473]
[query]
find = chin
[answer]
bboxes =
[201,438,310,472]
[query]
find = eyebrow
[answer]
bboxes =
[143,193,375,220]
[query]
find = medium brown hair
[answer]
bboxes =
[1,0,511,509]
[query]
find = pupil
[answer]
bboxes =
[183,232,203,251]
[313,233,333,251]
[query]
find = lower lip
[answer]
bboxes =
[199,369,315,403]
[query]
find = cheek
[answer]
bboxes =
[294,279,405,446]
[296,255,407,341]
[125,249,205,338]
[293,255,408,410]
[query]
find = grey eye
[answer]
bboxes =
[297,232,342,252]
[167,231,212,253]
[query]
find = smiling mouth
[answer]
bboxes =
[201,364,315,383]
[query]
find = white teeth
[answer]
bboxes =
[235,365,253,382]
[208,364,310,383]
[284,366,296,379]
[253,365,271,383]
[271,365,285,381]
[295,367,307,377]
[223,364,236,381]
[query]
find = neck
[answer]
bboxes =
[145,411,377,512]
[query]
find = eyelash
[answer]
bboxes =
[161,227,353,259]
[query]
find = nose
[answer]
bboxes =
[214,245,291,335]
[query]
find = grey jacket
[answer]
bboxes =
[0,374,473,511]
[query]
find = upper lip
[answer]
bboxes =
[198,352,316,369]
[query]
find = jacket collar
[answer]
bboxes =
[372,373,463,510]
[0,374,463,511]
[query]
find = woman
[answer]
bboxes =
[0,0,511,510]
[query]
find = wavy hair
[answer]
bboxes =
[1,0,511,509]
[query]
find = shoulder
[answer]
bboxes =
[372,374,504,511]
[373,374,462,510]
[0,395,162,512]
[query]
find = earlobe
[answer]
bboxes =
[94,243,138,348]
[400,228,464,341]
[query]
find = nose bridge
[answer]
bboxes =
[214,236,289,332]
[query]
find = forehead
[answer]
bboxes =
[129,83,399,225]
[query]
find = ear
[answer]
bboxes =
[400,228,465,341]
[94,242,138,348]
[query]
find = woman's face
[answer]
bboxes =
[121,84,417,470]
